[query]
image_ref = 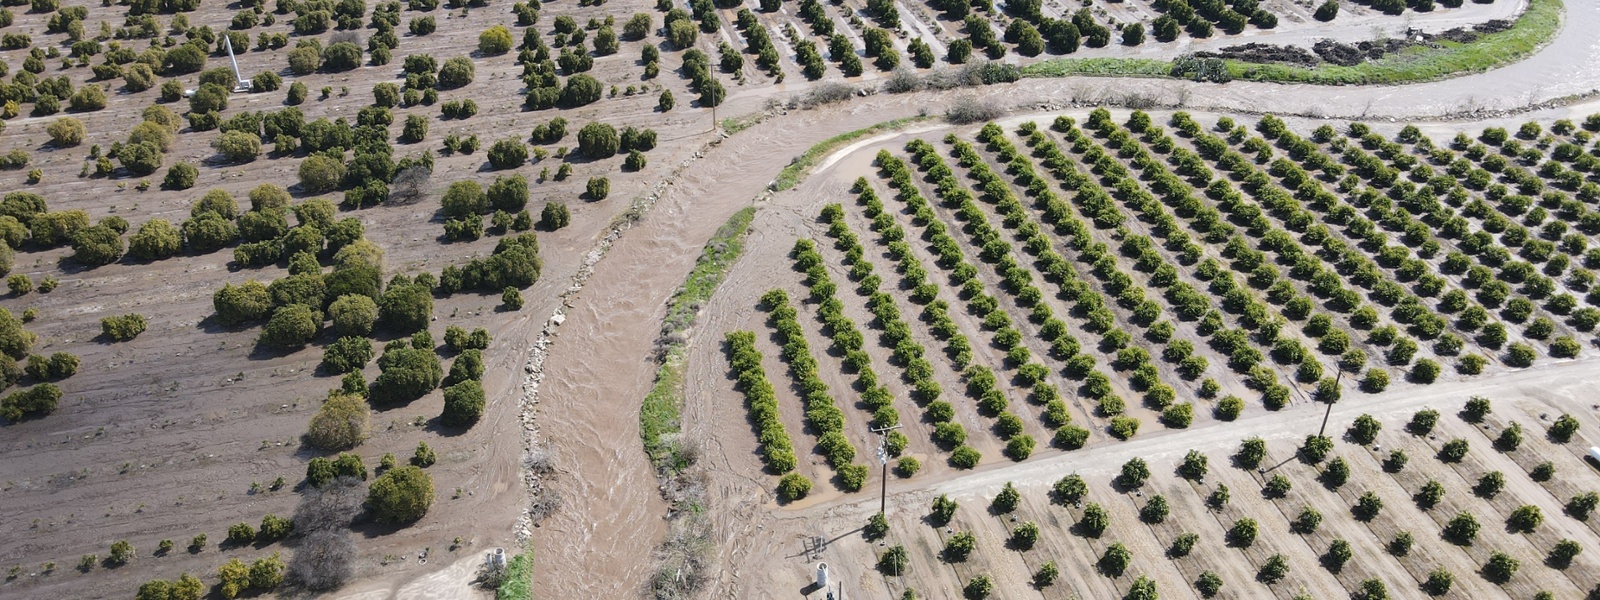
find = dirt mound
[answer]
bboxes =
[1203,17,1509,71]
[1475,19,1514,33]
[1436,28,1482,43]
[1195,43,1321,67]
[1307,19,1508,67]
[1313,37,1422,66]
[1314,40,1373,66]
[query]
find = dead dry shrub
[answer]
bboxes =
[288,530,356,591]
[945,96,1004,124]
[650,511,713,600]
[524,445,555,475]
[883,69,922,94]
[388,166,431,205]
[799,82,855,108]
[293,476,364,533]
[1121,92,1159,109]
[528,487,563,524]
[286,476,362,591]
[329,31,363,47]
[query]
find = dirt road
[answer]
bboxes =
[804,355,1600,518]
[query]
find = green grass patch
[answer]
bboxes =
[1023,0,1562,85]
[772,115,937,191]
[642,206,757,470]
[721,112,766,135]
[640,347,689,469]
[1021,57,1174,79]
[495,552,533,600]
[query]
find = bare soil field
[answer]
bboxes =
[0,0,721,596]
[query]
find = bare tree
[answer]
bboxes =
[388,166,432,206]
[285,476,362,592]
[329,31,363,46]
[945,96,1004,124]
[798,83,855,108]
[288,530,356,591]
[293,476,363,533]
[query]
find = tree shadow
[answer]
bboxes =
[423,416,473,438]
[352,516,413,540]
[1069,521,1103,539]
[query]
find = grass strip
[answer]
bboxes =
[641,206,757,470]
[495,552,533,600]
[772,115,937,191]
[721,112,766,134]
[1022,0,1562,85]
[1020,57,1174,79]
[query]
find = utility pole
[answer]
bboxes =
[870,424,903,516]
[1316,369,1344,439]
[708,77,719,133]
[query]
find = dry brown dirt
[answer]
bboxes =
[0,0,717,596]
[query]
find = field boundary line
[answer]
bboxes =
[773,115,939,191]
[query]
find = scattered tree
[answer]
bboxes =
[1347,414,1381,444]
[1257,553,1289,583]
[1423,567,1453,595]
[1443,511,1479,545]
[1098,542,1131,576]
[100,314,147,341]
[306,392,370,450]
[366,465,434,523]
[1228,517,1258,547]
[577,122,619,158]
[1567,492,1599,520]
[1550,414,1580,442]
[46,117,85,146]
[1507,504,1543,532]
[1118,457,1150,489]
[1481,551,1519,583]
[440,379,485,426]
[1462,396,1492,422]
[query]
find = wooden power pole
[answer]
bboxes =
[870,424,903,516]
[1317,370,1344,439]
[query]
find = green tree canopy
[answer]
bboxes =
[306,391,370,450]
[369,346,441,405]
[367,465,434,523]
[214,280,273,325]
[378,283,432,333]
[259,304,321,349]
[328,294,379,336]
[441,379,485,427]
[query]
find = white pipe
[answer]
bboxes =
[225,36,246,87]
